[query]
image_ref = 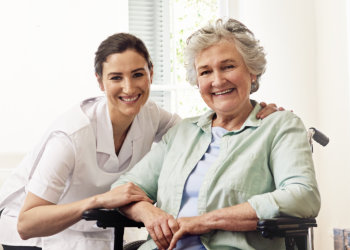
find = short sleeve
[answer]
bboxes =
[27,132,75,204]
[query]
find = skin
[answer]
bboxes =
[17,48,279,242]
[120,40,268,250]
[196,39,255,130]
[97,50,153,154]
[17,49,154,240]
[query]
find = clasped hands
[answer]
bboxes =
[104,183,203,249]
[121,201,208,250]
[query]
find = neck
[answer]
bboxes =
[108,107,135,155]
[212,102,254,131]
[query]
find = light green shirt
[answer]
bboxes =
[113,103,320,250]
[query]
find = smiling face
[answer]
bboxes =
[97,49,152,121]
[195,39,256,120]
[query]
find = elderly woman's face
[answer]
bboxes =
[195,40,256,118]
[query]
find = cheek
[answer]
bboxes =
[104,83,120,95]
[198,79,210,94]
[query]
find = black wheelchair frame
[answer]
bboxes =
[83,209,317,250]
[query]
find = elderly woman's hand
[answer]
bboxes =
[168,216,211,250]
[256,102,285,119]
[120,201,179,250]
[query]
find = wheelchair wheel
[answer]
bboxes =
[123,240,146,250]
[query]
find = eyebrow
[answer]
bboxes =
[107,68,146,77]
[197,59,236,71]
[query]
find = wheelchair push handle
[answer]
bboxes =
[309,127,329,147]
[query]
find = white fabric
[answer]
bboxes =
[0,96,180,249]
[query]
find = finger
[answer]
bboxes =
[129,194,153,203]
[259,101,267,107]
[168,218,180,235]
[168,230,184,250]
[266,103,277,108]
[278,107,285,111]
[160,221,173,245]
[154,224,169,249]
[257,105,278,119]
[148,227,164,250]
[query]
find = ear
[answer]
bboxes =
[96,73,105,91]
[149,67,154,84]
[250,74,257,83]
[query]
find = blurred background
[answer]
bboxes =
[0,0,349,249]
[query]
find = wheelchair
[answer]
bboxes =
[83,127,329,250]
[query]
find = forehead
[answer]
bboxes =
[103,49,148,73]
[195,40,243,67]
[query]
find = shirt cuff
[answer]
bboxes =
[248,193,280,219]
[27,180,62,204]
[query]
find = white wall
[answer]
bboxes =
[314,0,350,249]
[223,0,350,249]
[0,0,128,170]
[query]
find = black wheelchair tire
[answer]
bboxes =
[123,240,147,250]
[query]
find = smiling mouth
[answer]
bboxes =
[119,94,141,102]
[212,88,235,96]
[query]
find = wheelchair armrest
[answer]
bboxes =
[256,217,317,239]
[82,208,144,229]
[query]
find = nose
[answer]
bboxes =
[212,70,226,87]
[122,77,134,94]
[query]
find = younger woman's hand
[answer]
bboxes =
[97,182,153,209]
[256,102,285,119]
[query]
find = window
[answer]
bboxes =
[128,0,219,117]
[128,0,172,110]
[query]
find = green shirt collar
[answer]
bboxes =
[194,100,262,134]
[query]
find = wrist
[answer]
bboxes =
[126,201,154,222]
[86,194,102,210]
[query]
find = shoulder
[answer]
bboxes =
[139,99,165,116]
[47,97,102,136]
[261,109,304,128]
[258,110,308,143]
[137,100,180,125]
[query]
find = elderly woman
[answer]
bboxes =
[113,19,321,250]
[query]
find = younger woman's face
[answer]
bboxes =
[97,49,153,120]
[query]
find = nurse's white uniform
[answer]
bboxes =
[0,96,180,250]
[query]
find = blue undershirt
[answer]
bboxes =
[175,126,228,249]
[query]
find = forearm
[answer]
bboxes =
[18,195,99,239]
[18,183,152,239]
[119,201,153,222]
[199,202,258,232]
[169,202,259,249]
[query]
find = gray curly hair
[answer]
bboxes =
[184,18,266,93]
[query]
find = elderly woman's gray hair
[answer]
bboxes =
[184,18,266,93]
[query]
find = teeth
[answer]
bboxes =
[214,89,233,95]
[121,96,139,102]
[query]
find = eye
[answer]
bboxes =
[223,65,234,70]
[133,72,144,78]
[110,75,122,81]
[199,70,211,76]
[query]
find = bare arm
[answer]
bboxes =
[168,202,258,250]
[17,183,152,240]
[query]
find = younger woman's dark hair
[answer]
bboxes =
[94,33,153,77]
